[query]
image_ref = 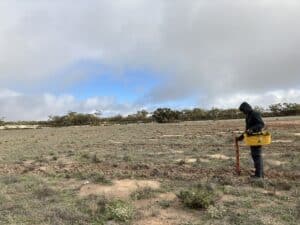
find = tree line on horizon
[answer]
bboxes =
[1,102,299,127]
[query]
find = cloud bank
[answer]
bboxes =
[0,89,137,121]
[0,0,299,120]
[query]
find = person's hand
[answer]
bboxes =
[246,129,253,135]
[236,134,244,141]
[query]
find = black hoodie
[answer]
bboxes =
[239,102,265,133]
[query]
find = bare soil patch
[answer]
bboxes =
[134,207,198,225]
[79,179,160,199]
[272,139,293,143]
[208,154,231,160]
[266,159,287,166]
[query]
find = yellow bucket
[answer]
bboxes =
[244,132,272,146]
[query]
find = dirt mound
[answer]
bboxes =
[272,139,293,143]
[79,179,160,199]
[208,154,230,160]
[134,205,198,225]
[132,190,199,225]
[0,125,40,130]
[266,159,287,166]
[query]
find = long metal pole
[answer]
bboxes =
[234,137,241,175]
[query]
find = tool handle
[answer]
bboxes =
[234,137,241,175]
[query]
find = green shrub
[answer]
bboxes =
[177,185,216,209]
[207,205,226,219]
[105,200,135,223]
[123,155,132,162]
[90,173,112,185]
[77,195,108,217]
[272,180,293,191]
[251,179,267,188]
[91,153,101,163]
[33,184,57,200]
[74,172,112,185]
[159,200,172,209]
[130,187,156,200]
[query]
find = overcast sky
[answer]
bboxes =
[1,0,300,120]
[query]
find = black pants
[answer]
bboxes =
[250,146,264,178]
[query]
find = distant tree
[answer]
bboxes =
[269,103,284,116]
[0,117,5,126]
[136,110,149,119]
[27,102,300,126]
[207,108,221,120]
[48,112,101,126]
[190,108,207,120]
[219,108,242,119]
[94,110,102,117]
[281,103,300,116]
[152,108,180,123]
[253,106,265,114]
[108,114,123,122]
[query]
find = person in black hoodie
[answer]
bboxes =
[237,102,265,178]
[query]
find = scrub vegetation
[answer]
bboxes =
[0,116,299,224]
[1,102,299,126]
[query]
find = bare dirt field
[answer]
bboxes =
[0,117,299,225]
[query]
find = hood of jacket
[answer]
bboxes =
[239,102,253,114]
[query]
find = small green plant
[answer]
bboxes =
[180,222,202,225]
[130,187,157,200]
[77,195,108,218]
[90,173,112,185]
[207,204,226,219]
[91,153,101,163]
[177,159,185,165]
[33,184,56,200]
[272,180,293,191]
[75,172,112,185]
[177,185,216,209]
[105,200,135,223]
[251,178,267,188]
[123,155,132,162]
[296,200,300,220]
[159,200,172,209]
[81,152,91,160]
[0,175,20,185]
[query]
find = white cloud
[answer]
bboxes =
[210,89,300,109]
[0,89,21,98]
[0,87,299,121]
[0,89,137,121]
[0,0,299,118]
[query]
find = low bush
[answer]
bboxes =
[78,196,134,223]
[177,184,216,209]
[74,172,112,185]
[105,200,135,223]
[33,184,57,200]
[130,187,157,200]
[159,200,172,209]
